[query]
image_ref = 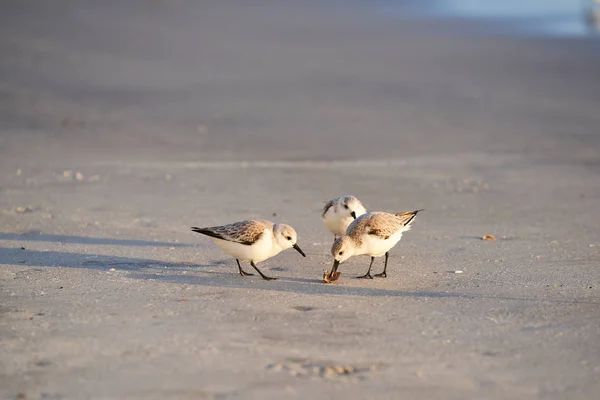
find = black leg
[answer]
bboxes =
[250,261,277,281]
[357,257,375,279]
[375,252,389,278]
[236,259,254,276]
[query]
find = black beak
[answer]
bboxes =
[331,259,340,274]
[293,243,306,257]
[350,211,357,219]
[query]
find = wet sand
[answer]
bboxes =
[1,1,600,399]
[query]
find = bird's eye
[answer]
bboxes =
[339,251,343,255]
[286,236,292,240]
[343,204,349,209]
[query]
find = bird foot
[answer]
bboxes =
[375,272,387,278]
[357,273,373,279]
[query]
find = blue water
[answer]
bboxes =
[385,0,600,38]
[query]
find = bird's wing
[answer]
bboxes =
[321,198,336,218]
[366,213,403,240]
[348,210,422,240]
[191,220,271,245]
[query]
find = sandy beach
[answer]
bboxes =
[1,1,600,399]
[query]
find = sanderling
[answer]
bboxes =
[191,220,306,280]
[327,210,423,281]
[321,195,367,239]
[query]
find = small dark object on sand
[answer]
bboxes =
[323,270,341,283]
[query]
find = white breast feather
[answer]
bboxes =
[211,228,278,262]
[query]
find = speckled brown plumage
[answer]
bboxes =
[346,210,422,245]
[191,220,272,245]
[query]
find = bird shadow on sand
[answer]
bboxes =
[0,247,206,271]
[1,247,463,299]
[126,272,600,305]
[126,271,467,299]
[2,247,597,304]
[0,232,194,247]
[125,271,600,304]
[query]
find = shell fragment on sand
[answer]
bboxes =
[323,270,341,283]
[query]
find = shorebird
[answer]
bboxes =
[321,195,367,239]
[191,220,306,280]
[328,210,422,280]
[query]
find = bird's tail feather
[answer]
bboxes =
[191,227,226,241]
[394,209,423,226]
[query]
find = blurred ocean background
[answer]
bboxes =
[1,0,598,165]
[384,0,600,37]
